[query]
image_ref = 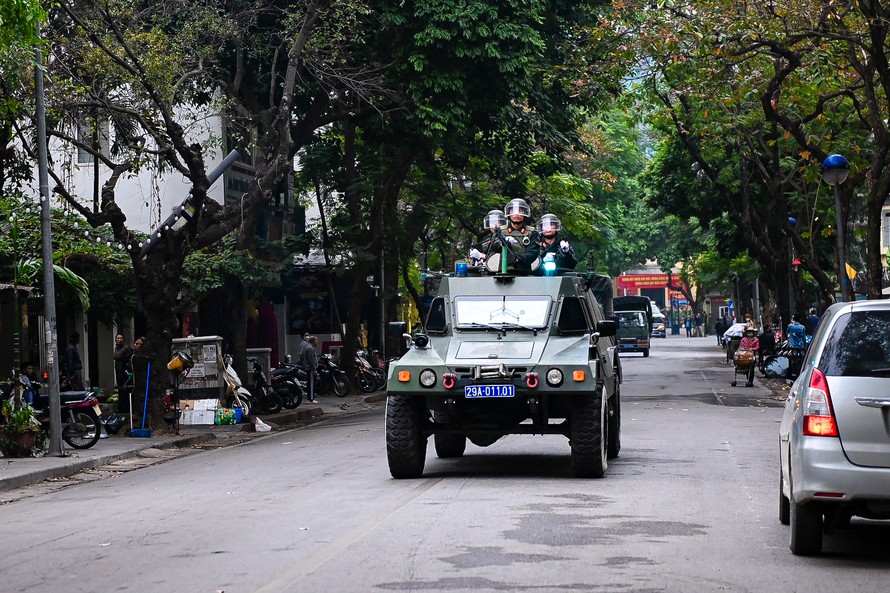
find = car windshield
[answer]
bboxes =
[617,311,646,328]
[819,310,890,377]
[454,295,552,328]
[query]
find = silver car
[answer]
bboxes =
[778,300,890,555]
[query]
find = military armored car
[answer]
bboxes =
[385,271,621,479]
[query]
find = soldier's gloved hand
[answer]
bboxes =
[504,236,518,246]
[559,240,572,253]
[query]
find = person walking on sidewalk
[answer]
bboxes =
[65,332,84,390]
[302,335,319,403]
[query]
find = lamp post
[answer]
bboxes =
[821,154,850,302]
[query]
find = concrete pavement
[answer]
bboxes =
[0,392,386,492]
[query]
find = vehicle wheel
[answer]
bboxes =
[607,388,621,460]
[63,410,102,449]
[779,476,790,526]
[227,395,252,418]
[731,380,737,387]
[281,384,303,409]
[790,500,823,555]
[434,433,466,458]
[386,395,428,478]
[372,368,387,391]
[643,349,650,358]
[264,393,283,414]
[569,388,608,478]
[356,370,377,393]
[333,374,349,397]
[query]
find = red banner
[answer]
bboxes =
[616,274,669,289]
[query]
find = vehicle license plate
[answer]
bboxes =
[465,384,515,398]
[92,404,101,415]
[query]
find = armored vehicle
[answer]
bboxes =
[385,271,621,479]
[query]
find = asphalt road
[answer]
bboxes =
[3,336,889,593]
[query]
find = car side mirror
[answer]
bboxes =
[596,319,617,337]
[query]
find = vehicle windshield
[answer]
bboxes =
[454,295,552,328]
[616,311,646,328]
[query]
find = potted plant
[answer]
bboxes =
[0,396,45,458]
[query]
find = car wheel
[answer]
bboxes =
[607,387,621,460]
[434,433,466,458]
[779,475,790,525]
[643,349,650,358]
[569,387,607,478]
[790,500,823,555]
[385,395,428,478]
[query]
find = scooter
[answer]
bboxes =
[316,354,349,397]
[269,362,304,409]
[32,389,104,449]
[248,358,283,414]
[220,355,253,417]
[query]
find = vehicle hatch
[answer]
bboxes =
[818,309,890,468]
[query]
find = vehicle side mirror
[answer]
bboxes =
[284,354,292,364]
[596,319,617,337]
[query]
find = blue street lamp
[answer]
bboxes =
[821,154,850,301]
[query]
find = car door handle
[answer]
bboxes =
[854,397,890,408]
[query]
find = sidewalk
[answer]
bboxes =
[0,392,386,492]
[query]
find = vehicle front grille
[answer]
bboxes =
[453,365,530,380]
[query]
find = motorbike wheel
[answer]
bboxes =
[280,386,303,409]
[63,410,102,449]
[264,392,283,414]
[356,370,377,393]
[227,395,252,418]
[333,374,349,397]
[372,368,387,391]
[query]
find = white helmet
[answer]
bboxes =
[536,213,561,233]
[504,198,531,218]
[483,209,506,228]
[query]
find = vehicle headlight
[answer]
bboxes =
[419,369,437,388]
[546,368,563,387]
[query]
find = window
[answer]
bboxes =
[76,120,110,164]
[557,297,588,333]
[616,311,646,328]
[425,297,447,333]
[820,311,890,377]
[453,295,552,328]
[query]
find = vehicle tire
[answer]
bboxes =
[434,433,466,458]
[607,388,621,460]
[372,368,387,391]
[227,395,252,418]
[386,395,428,478]
[63,410,102,449]
[356,370,377,393]
[281,385,303,409]
[730,380,737,387]
[264,393,283,414]
[569,388,608,478]
[333,374,349,397]
[643,349,650,358]
[790,500,823,555]
[779,475,790,526]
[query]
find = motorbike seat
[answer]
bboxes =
[34,390,94,408]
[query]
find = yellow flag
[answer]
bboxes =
[845,263,857,280]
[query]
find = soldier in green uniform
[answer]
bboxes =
[486,198,540,274]
[536,213,577,272]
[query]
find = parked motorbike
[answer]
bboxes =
[34,389,104,449]
[358,349,386,391]
[269,362,304,409]
[353,352,379,393]
[316,354,349,397]
[221,355,253,417]
[248,358,283,414]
